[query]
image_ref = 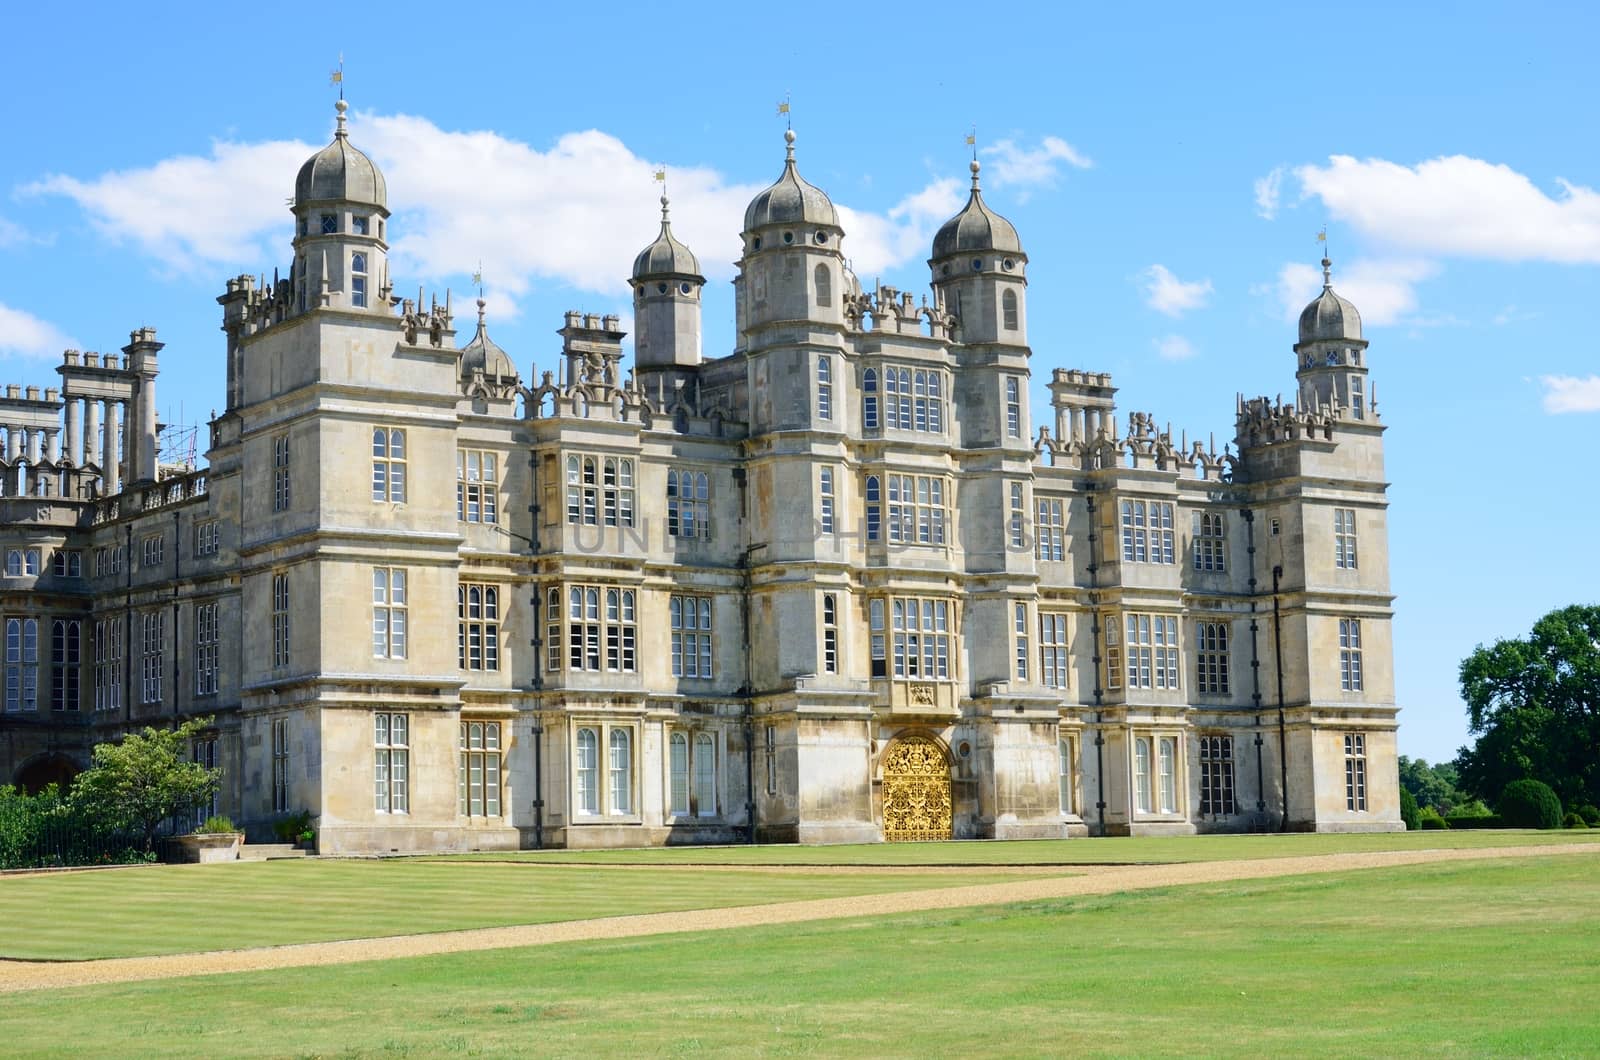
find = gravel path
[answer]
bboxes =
[3,843,1592,994]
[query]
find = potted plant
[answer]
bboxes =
[172,815,244,863]
[274,810,316,852]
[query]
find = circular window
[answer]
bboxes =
[972,258,983,271]
[958,741,971,759]
[679,282,692,295]
[814,231,827,245]
[783,231,795,244]
[1002,258,1015,271]
[656,282,668,294]
[941,264,951,277]
[752,237,762,250]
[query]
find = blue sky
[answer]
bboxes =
[2,2,1595,764]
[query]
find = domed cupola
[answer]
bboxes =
[1293,257,1372,420]
[632,194,705,371]
[288,98,390,316]
[459,298,518,386]
[632,195,704,284]
[927,159,1029,346]
[294,99,387,210]
[743,130,839,234]
[931,159,1024,263]
[1297,257,1362,345]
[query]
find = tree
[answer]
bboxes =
[1398,755,1473,815]
[1498,778,1562,830]
[1399,787,1420,831]
[71,718,220,851]
[1458,605,1600,812]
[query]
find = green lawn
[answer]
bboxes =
[433,827,1600,865]
[0,860,1049,960]
[5,855,1596,1057]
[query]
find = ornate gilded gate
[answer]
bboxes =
[880,735,953,842]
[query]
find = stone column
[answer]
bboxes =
[6,426,20,462]
[65,398,82,465]
[101,400,119,495]
[85,400,101,469]
[138,381,158,481]
[45,427,60,464]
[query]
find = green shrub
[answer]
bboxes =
[1418,806,1448,830]
[1443,813,1504,830]
[273,810,315,843]
[1399,788,1420,830]
[1578,804,1600,827]
[1498,778,1563,830]
[1563,812,1588,829]
[196,815,236,834]
[1451,799,1494,818]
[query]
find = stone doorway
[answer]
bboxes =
[881,734,953,842]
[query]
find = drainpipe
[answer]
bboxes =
[528,447,544,850]
[735,467,757,845]
[1085,490,1106,836]
[123,522,132,725]
[1243,508,1266,819]
[172,509,181,721]
[1272,564,1289,831]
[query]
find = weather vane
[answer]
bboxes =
[329,53,345,99]
[776,92,791,129]
[966,124,977,160]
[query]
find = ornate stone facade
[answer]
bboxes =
[0,105,1403,850]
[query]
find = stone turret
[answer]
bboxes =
[930,159,1028,346]
[631,194,704,373]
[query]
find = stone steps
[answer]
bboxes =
[237,843,310,861]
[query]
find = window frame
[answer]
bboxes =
[459,720,503,817]
[669,593,714,679]
[372,567,408,659]
[374,712,410,814]
[458,583,501,672]
[371,427,406,504]
[457,449,499,524]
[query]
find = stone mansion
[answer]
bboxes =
[0,101,1402,850]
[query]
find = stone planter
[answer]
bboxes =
[172,832,244,863]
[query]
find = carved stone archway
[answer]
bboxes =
[881,734,953,842]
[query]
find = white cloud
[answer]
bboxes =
[1295,155,1600,263]
[0,217,36,247]
[980,136,1092,195]
[1262,258,1438,327]
[835,178,963,281]
[1254,165,1284,220]
[24,114,1022,314]
[1141,264,1212,317]
[1493,304,1538,326]
[0,303,76,359]
[1540,375,1600,414]
[25,140,314,270]
[1154,334,1196,361]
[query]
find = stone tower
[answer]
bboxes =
[630,193,705,388]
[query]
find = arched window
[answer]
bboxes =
[1059,739,1073,813]
[693,732,717,816]
[1002,289,1018,331]
[1134,737,1152,814]
[351,252,368,308]
[817,356,833,421]
[814,263,832,308]
[1158,737,1177,813]
[862,368,879,430]
[865,475,881,541]
[669,732,689,815]
[609,728,632,814]
[576,728,598,814]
